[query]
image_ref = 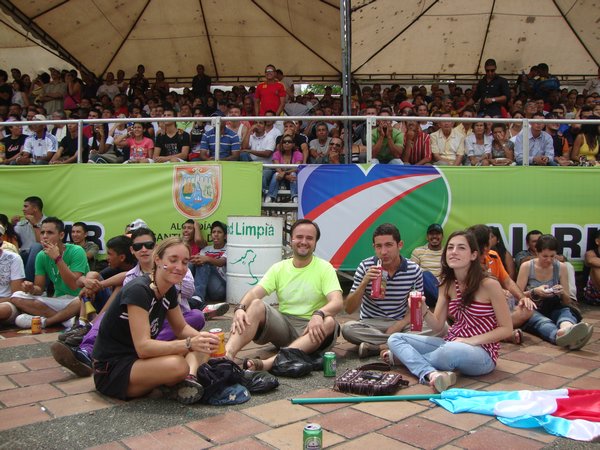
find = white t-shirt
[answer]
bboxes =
[248,132,276,163]
[0,250,25,298]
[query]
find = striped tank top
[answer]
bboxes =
[445,280,500,363]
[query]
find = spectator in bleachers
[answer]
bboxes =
[454,107,476,137]
[275,120,309,163]
[308,122,331,163]
[64,71,82,116]
[543,112,572,166]
[402,119,432,165]
[88,122,121,164]
[198,114,239,162]
[128,64,149,98]
[571,115,599,165]
[240,119,276,197]
[96,72,120,100]
[226,103,250,147]
[39,68,66,116]
[489,123,515,166]
[265,134,302,203]
[153,108,191,162]
[151,71,170,99]
[3,117,26,165]
[321,136,344,164]
[20,115,57,165]
[431,113,465,166]
[514,112,555,165]
[372,108,404,164]
[115,121,154,164]
[255,64,286,117]
[465,121,492,166]
[192,64,211,99]
[50,119,88,164]
[470,60,510,118]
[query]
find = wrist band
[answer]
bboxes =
[312,310,325,319]
[185,336,192,350]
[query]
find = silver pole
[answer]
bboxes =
[77,119,83,163]
[522,119,530,166]
[340,0,352,162]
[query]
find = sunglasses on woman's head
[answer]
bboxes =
[132,241,155,251]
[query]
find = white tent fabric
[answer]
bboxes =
[0,0,597,83]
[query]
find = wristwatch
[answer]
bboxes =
[234,304,247,313]
[312,310,326,319]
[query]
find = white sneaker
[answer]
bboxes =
[292,197,298,203]
[61,317,76,329]
[202,302,230,320]
[15,314,46,329]
[264,196,273,204]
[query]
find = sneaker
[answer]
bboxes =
[50,341,93,377]
[64,323,92,347]
[202,302,230,320]
[162,375,204,404]
[62,317,76,329]
[15,314,46,329]
[431,371,457,393]
[292,197,298,203]
[358,342,379,358]
[189,295,206,310]
[59,323,90,342]
[264,196,273,204]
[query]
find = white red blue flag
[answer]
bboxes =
[432,388,600,442]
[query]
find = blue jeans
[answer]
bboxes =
[24,243,43,282]
[190,263,226,302]
[422,271,439,308]
[267,172,297,201]
[387,333,495,384]
[522,307,578,344]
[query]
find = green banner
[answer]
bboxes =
[0,163,262,253]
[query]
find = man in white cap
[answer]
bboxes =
[19,115,58,165]
[0,224,26,326]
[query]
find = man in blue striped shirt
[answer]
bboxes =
[342,223,441,358]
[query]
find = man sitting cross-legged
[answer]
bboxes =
[225,219,343,371]
[342,223,444,359]
[10,217,89,329]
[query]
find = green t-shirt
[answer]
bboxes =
[371,128,404,163]
[35,243,89,297]
[259,256,341,319]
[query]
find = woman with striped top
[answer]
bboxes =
[386,230,512,392]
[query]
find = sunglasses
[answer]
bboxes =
[329,142,342,148]
[282,140,294,144]
[132,241,155,251]
[265,69,275,73]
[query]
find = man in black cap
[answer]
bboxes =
[410,223,444,308]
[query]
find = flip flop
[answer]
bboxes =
[569,324,594,351]
[242,357,264,371]
[556,323,590,348]
[380,349,395,366]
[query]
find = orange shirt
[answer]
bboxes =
[484,250,509,283]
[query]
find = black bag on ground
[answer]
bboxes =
[196,358,246,402]
[241,370,280,393]
[270,347,322,378]
[333,362,409,396]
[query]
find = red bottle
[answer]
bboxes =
[371,261,383,299]
[409,291,423,331]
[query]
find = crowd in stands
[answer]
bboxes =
[1,62,599,199]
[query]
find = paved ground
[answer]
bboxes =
[0,306,598,449]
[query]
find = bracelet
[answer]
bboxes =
[312,310,325,319]
[234,304,247,313]
[54,255,63,264]
[185,336,192,350]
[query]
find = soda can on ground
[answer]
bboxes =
[323,351,336,377]
[303,423,323,449]
[31,316,42,335]
[209,328,226,357]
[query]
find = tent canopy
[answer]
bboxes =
[0,0,597,84]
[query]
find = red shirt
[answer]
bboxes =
[256,81,286,115]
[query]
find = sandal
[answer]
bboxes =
[242,357,264,371]
[511,328,523,345]
[430,371,457,393]
[380,350,397,366]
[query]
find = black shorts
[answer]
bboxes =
[93,356,137,400]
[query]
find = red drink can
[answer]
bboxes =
[209,328,226,357]
[31,316,42,335]
[409,291,423,332]
[371,261,383,299]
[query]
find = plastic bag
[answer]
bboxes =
[241,370,280,393]
[270,347,320,378]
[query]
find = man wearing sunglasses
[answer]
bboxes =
[470,58,510,117]
[255,64,286,117]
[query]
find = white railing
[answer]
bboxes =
[2,115,598,166]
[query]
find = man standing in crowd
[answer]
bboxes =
[471,58,510,117]
[255,64,286,117]
[192,64,212,99]
[225,219,343,371]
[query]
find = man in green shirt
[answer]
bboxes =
[10,217,89,329]
[225,219,343,371]
[372,108,404,164]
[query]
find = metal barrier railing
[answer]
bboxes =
[1,115,598,166]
